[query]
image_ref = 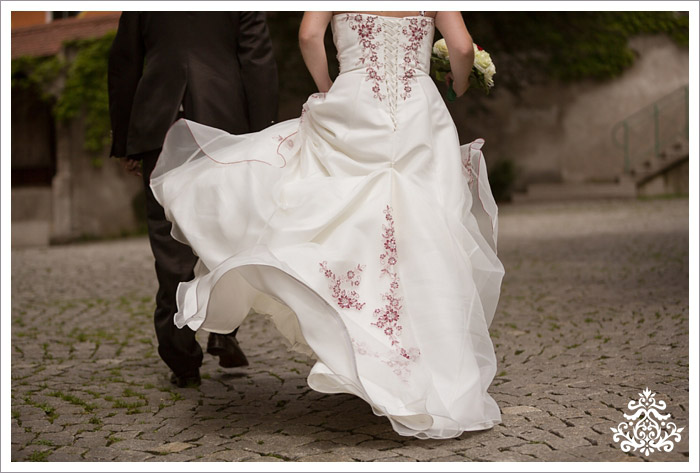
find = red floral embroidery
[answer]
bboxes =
[320,206,421,377]
[300,101,309,125]
[320,261,366,311]
[346,14,385,101]
[371,206,417,361]
[273,134,294,149]
[343,14,432,105]
[462,151,475,186]
[399,18,430,100]
[351,338,419,381]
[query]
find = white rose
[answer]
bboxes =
[433,38,449,59]
[483,64,496,86]
[473,48,493,73]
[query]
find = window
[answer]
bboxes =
[51,12,80,21]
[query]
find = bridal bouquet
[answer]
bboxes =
[431,39,496,100]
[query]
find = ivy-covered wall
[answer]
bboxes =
[463,11,689,90]
[12,32,115,161]
[12,30,141,243]
[55,33,116,156]
[446,33,689,192]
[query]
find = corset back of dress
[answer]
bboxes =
[331,13,434,104]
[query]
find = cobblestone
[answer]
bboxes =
[10,198,689,462]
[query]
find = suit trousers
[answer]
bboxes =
[139,148,203,377]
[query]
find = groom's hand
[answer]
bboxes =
[120,157,142,177]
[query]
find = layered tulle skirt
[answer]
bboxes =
[151,74,504,439]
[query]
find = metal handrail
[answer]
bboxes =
[612,84,689,175]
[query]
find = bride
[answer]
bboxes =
[150,11,504,439]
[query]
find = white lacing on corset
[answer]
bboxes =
[383,20,400,131]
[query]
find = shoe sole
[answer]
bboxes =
[207,346,249,368]
[170,375,201,388]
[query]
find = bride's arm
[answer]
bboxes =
[299,12,334,93]
[435,12,474,97]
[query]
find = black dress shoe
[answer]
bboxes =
[207,332,249,368]
[170,370,201,388]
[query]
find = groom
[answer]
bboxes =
[108,12,279,387]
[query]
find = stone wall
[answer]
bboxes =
[445,34,689,188]
[12,113,144,246]
[50,116,144,243]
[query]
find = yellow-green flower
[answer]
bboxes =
[432,38,449,59]
[473,44,496,87]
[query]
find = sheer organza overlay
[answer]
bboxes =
[151,13,504,439]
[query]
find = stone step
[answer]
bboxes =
[11,186,52,247]
[632,138,689,185]
[11,186,52,221]
[12,220,50,247]
[512,181,637,203]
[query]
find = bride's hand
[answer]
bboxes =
[444,72,469,97]
[445,72,453,88]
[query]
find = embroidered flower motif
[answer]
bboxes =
[351,338,420,381]
[372,205,417,360]
[399,18,430,100]
[343,14,432,105]
[275,136,295,149]
[320,205,421,378]
[462,152,475,186]
[319,262,366,311]
[300,102,309,125]
[346,14,385,101]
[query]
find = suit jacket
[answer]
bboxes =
[108,12,278,158]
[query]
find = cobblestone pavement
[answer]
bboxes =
[10,198,690,462]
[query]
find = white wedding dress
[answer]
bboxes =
[151,12,504,439]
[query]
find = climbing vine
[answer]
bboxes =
[54,32,116,154]
[11,31,116,156]
[11,55,63,101]
[464,11,689,89]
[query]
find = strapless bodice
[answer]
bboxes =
[331,13,435,102]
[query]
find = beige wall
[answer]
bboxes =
[51,116,143,243]
[447,34,689,188]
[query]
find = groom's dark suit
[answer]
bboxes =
[109,12,278,157]
[108,12,278,382]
